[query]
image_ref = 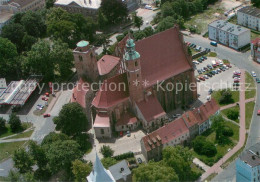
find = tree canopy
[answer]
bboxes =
[13,148,34,173]
[72,159,92,182]
[101,157,117,169]
[53,103,88,136]
[9,113,22,132]
[100,145,114,158]
[192,136,217,157]
[252,0,260,8]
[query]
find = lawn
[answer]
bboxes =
[212,89,239,106]
[0,123,32,139]
[5,130,34,140]
[221,105,240,123]
[251,30,260,41]
[208,52,217,57]
[192,121,239,166]
[228,15,237,24]
[245,101,255,129]
[0,141,28,161]
[245,72,256,100]
[184,3,225,34]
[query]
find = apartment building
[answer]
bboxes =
[236,142,260,182]
[237,6,260,31]
[208,20,251,50]
[251,38,260,63]
[7,0,45,12]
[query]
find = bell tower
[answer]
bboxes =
[124,38,144,102]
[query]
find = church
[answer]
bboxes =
[72,26,197,138]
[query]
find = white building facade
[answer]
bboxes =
[208,20,251,50]
[237,6,260,31]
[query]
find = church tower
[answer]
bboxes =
[73,40,99,82]
[124,38,144,102]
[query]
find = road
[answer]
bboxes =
[184,34,260,181]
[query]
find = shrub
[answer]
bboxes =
[113,152,134,160]
[226,109,239,121]
[100,145,114,158]
[219,89,234,104]
[192,136,217,157]
[9,113,22,132]
[223,126,234,137]
[0,117,7,132]
[116,34,125,42]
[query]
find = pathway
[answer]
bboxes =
[0,138,30,143]
[193,158,210,171]
[220,98,255,111]
[200,70,246,181]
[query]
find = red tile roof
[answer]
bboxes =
[116,112,138,127]
[252,38,260,45]
[142,117,189,151]
[92,73,129,109]
[181,111,198,128]
[189,99,220,125]
[71,78,89,108]
[135,27,192,87]
[93,113,110,127]
[136,95,166,122]
[97,55,120,76]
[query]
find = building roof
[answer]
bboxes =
[142,117,189,152]
[181,111,199,128]
[71,78,89,108]
[238,6,260,19]
[87,153,115,182]
[252,38,260,45]
[92,73,129,109]
[136,95,166,122]
[93,113,110,128]
[109,160,131,181]
[209,20,250,35]
[97,55,120,76]
[7,0,34,8]
[77,40,89,47]
[190,99,220,125]
[55,0,101,9]
[116,112,138,127]
[239,143,260,167]
[134,27,192,87]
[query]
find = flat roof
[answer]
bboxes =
[238,6,260,19]
[209,20,249,35]
[0,75,42,106]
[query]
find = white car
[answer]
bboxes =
[204,75,209,79]
[144,5,152,10]
[252,71,257,77]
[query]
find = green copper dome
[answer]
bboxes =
[77,40,89,47]
[125,38,140,61]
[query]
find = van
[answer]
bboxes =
[210,41,217,46]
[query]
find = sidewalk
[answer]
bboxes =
[220,98,255,111]
[200,70,246,181]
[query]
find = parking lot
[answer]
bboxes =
[194,56,240,102]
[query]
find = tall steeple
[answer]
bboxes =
[124,38,144,102]
[87,153,115,182]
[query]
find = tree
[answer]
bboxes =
[133,31,146,41]
[72,133,92,152]
[211,114,230,144]
[0,117,7,132]
[156,16,175,32]
[13,148,34,173]
[0,37,19,79]
[252,0,260,8]
[219,89,234,104]
[9,113,22,132]
[192,136,217,157]
[28,141,48,169]
[100,0,128,24]
[41,132,70,147]
[72,159,92,182]
[46,140,82,173]
[98,11,108,29]
[133,13,143,30]
[100,145,114,158]
[133,161,179,182]
[226,109,239,121]
[22,33,37,51]
[54,103,88,136]
[163,146,193,181]
[46,0,56,9]
[101,157,117,169]
[1,23,25,52]
[142,26,154,37]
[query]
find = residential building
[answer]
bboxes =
[208,20,251,50]
[141,99,220,161]
[236,142,260,182]
[89,27,197,138]
[0,78,7,95]
[237,6,260,31]
[251,38,260,63]
[55,0,139,17]
[0,5,18,32]
[7,0,45,12]
[141,117,189,161]
[109,160,132,182]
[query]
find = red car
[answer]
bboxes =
[42,96,48,101]
[120,131,123,137]
[226,64,232,68]
[199,76,205,81]
[43,114,50,118]
[234,78,240,83]
[45,92,49,97]
[257,110,260,116]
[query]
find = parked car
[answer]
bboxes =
[202,56,207,60]
[43,113,50,118]
[197,70,202,74]
[196,46,202,51]
[120,131,123,137]
[199,76,205,81]
[42,96,48,101]
[226,64,232,68]
[145,5,152,10]
[208,88,213,94]
[234,78,240,83]
[206,73,212,77]
[256,78,260,83]
[203,67,208,71]
[233,83,240,87]
[127,131,131,137]
[257,110,260,116]
[204,75,209,79]
[45,92,49,97]
[252,71,257,77]
[137,158,142,164]
[210,41,218,46]
[196,78,200,82]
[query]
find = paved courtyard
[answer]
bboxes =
[195,57,239,103]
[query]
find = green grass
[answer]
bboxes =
[192,121,239,166]
[251,30,260,41]
[0,141,28,162]
[208,52,217,57]
[245,101,255,129]
[222,59,230,64]
[191,163,204,173]
[184,3,225,34]
[221,106,240,123]
[212,90,239,106]
[245,72,256,99]
[228,15,237,24]
[5,130,34,140]
[0,123,32,139]
[0,176,9,181]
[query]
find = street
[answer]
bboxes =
[184,33,260,182]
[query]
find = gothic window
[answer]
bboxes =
[137,74,139,78]
[79,55,83,62]
[135,61,138,67]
